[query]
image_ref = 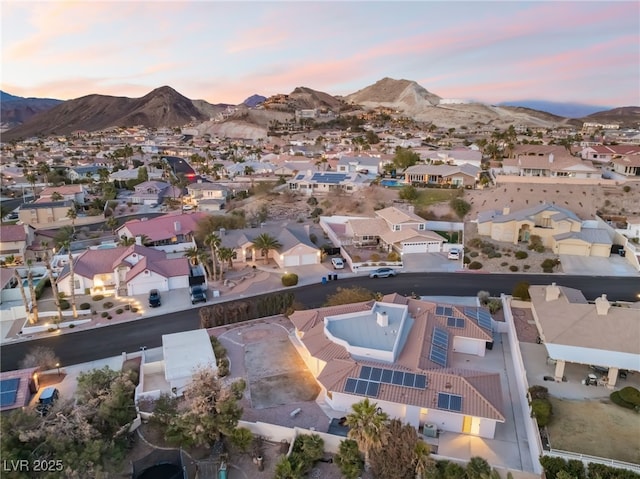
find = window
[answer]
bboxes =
[393,225,400,231]
[418,224,425,230]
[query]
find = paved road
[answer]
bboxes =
[1,273,637,372]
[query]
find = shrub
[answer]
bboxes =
[92,294,104,301]
[515,251,528,259]
[217,358,230,377]
[101,312,109,318]
[306,196,318,206]
[531,398,552,426]
[618,386,640,406]
[469,251,479,258]
[399,185,418,201]
[513,281,530,300]
[69,324,75,329]
[115,308,124,314]
[103,301,114,309]
[468,261,483,270]
[210,336,227,359]
[587,462,640,479]
[468,237,483,248]
[623,185,631,193]
[79,302,91,310]
[487,251,502,259]
[501,262,508,267]
[523,264,531,270]
[124,304,131,310]
[60,299,70,310]
[541,258,561,273]
[450,198,471,219]
[463,255,470,264]
[281,273,299,287]
[387,251,401,262]
[529,385,549,400]
[610,391,636,410]
[487,298,502,313]
[509,265,519,272]
[309,233,318,244]
[107,315,112,320]
[131,307,138,313]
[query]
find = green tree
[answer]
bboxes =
[217,246,235,276]
[183,246,200,265]
[106,215,118,234]
[42,242,63,325]
[118,235,136,246]
[137,166,148,182]
[512,281,531,301]
[274,455,304,479]
[66,207,78,233]
[345,398,389,471]
[51,191,63,201]
[466,456,491,479]
[324,286,376,306]
[414,440,434,479]
[450,198,471,219]
[335,439,364,479]
[399,185,418,201]
[55,226,78,318]
[251,233,282,264]
[204,232,221,281]
[25,261,39,324]
[393,147,420,170]
[369,418,420,479]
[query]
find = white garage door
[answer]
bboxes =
[130,281,161,295]
[301,253,318,265]
[403,242,428,253]
[453,337,482,355]
[427,241,441,252]
[557,243,589,255]
[284,255,300,267]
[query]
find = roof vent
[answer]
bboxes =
[376,311,388,327]
[545,282,560,301]
[595,294,611,316]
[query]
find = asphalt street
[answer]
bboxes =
[1,273,638,372]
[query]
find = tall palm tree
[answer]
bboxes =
[66,207,78,234]
[217,246,235,277]
[204,232,221,281]
[196,250,212,279]
[118,235,136,247]
[251,233,281,265]
[42,242,63,327]
[25,260,39,324]
[345,398,389,472]
[106,216,118,234]
[183,246,200,266]
[14,269,31,324]
[55,227,78,319]
[413,440,433,479]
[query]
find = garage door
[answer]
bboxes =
[284,255,300,267]
[403,242,428,253]
[130,282,161,295]
[301,253,318,265]
[427,241,441,252]
[557,243,589,255]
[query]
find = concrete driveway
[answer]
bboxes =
[560,254,639,276]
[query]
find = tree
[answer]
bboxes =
[414,440,434,479]
[118,235,136,246]
[164,367,244,448]
[335,439,364,479]
[251,233,282,264]
[512,281,531,301]
[450,198,471,219]
[14,269,31,325]
[393,147,420,170]
[42,242,63,326]
[345,398,389,471]
[217,246,235,276]
[51,191,63,201]
[183,246,200,265]
[399,185,418,201]
[466,456,491,479]
[324,286,376,306]
[369,418,419,479]
[55,227,78,318]
[204,232,221,281]
[18,346,60,371]
[137,166,148,182]
[25,260,39,324]
[106,216,118,234]
[66,207,78,233]
[274,454,304,479]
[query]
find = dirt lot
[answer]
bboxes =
[546,397,640,464]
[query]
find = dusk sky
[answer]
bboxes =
[2,1,639,108]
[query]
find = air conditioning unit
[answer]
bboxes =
[423,423,438,438]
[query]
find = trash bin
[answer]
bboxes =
[333,274,338,281]
[321,276,327,285]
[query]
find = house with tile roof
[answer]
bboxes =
[219,224,320,268]
[289,294,504,439]
[38,184,87,204]
[287,171,372,195]
[404,163,480,188]
[130,180,180,205]
[336,156,387,175]
[477,204,612,257]
[580,144,640,165]
[117,212,206,253]
[609,153,640,177]
[56,244,190,297]
[528,284,640,389]
[0,224,34,264]
[185,182,229,212]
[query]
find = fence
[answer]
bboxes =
[546,449,640,474]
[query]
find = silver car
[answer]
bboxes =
[369,268,397,278]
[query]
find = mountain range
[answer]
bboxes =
[1,79,638,140]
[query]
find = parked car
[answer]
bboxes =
[331,257,345,269]
[37,387,59,416]
[447,248,461,260]
[190,286,207,305]
[148,289,161,308]
[369,267,397,279]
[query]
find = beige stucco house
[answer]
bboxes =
[477,204,612,257]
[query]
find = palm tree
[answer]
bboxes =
[118,235,136,247]
[106,216,118,234]
[25,173,37,198]
[66,207,78,234]
[413,440,433,479]
[217,246,235,277]
[183,246,200,266]
[197,250,212,279]
[345,398,389,471]
[25,260,39,324]
[204,232,221,281]
[466,456,491,479]
[51,191,63,201]
[55,227,78,319]
[42,242,63,327]
[251,233,281,264]
[14,269,31,324]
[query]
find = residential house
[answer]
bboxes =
[322,206,446,254]
[18,200,74,229]
[477,204,612,256]
[0,224,34,264]
[287,171,372,195]
[116,212,206,253]
[501,149,599,178]
[130,180,178,205]
[0,368,39,412]
[580,145,640,166]
[56,244,190,297]
[109,167,165,183]
[609,153,640,177]
[336,156,385,175]
[38,184,86,204]
[220,225,321,267]
[420,149,483,168]
[529,284,640,388]
[289,294,504,438]
[185,182,229,212]
[67,165,103,182]
[404,163,480,188]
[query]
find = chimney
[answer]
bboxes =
[135,235,142,246]
[545,282,560,301]
[549,153,554,163]
[174,221,181,232]
[376,310,389,327]
[595,294,611,315]
[219,228,226,236]
[502,207,510,215]
[304,224,310,237]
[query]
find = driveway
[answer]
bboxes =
[559,254,638,276]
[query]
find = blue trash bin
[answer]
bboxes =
[322,276,327,285]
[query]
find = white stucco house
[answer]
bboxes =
[289,293,504,439]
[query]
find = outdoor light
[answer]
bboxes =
[56,363,60,376]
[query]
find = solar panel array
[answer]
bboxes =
[446,317,465,328]
[311,173,348,184]
[437,392,463,412]
[464,308,493,330]
[435,305,453,317]
[0,378,21,408]
[429,327,449,367]
[295,174,305,180]
[345,365,428,398]
[344,377,380,398]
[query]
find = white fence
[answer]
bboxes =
[546,449,640,474]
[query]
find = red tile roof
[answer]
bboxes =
[0,224,27,243]
[119,212,209,242]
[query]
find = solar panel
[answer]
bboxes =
[344,378,357,393]
[414,374,427,389]
[381,368,393,383]
[437,392,449,409]
[0,378,20,408]
[430,344,447,367]
[464,307,492,330]
[392,371,404,385]
[403,373,416,387]
[366,381,380,398]
[360,366,372,380]
[433,327,449,348]
[447,317,465,328]
[370,367,383,382]
[356,380,368,395]
[436,305,453,316]
[295,174,305,180]
[437,392,463,412]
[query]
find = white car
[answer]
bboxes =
[448,248,461,260]
[331,257,345,269]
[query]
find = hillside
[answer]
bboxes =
[0,91,63,130]
[2,86,207,139]
[345,77,441,111]
[582,106,640,128]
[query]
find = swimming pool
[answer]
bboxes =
[22,277,44,288]
[380,179,405,187]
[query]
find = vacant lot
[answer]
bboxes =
[546,397,640,464]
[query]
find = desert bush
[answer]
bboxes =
[217,358,230,377]
[512,281,531,300]
[587,462,640,479]
[609,391,635,410]
[131,307,138,313]
[623,185,631,193]
[101,312,108,318]
[529,385,549,400]
[468,261,483,270]
[487,298,502,313]
[523,264,531,270]
[477,290,490,305]
[306,196,318,206]
[124,304,131,310]
[541,258,561,273]
[463,255,470,264]
[309,233,317,244]
[509,265,519,272]
[79,302,91,310]
[387,251,401,262]
[399,185,418,201]
[618,386,640,406]
[515,251,528,259]
[115,308,124,314]
[60,299,70,310]
[531,398,552,426]
[488,251,502,259]
[501,262,508,267]
[92,294,104,301]
[103,301,114,309]
[450,198,471,219]
[281,273,299,287]
[468,237,483,249]
[469,251,479,258]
